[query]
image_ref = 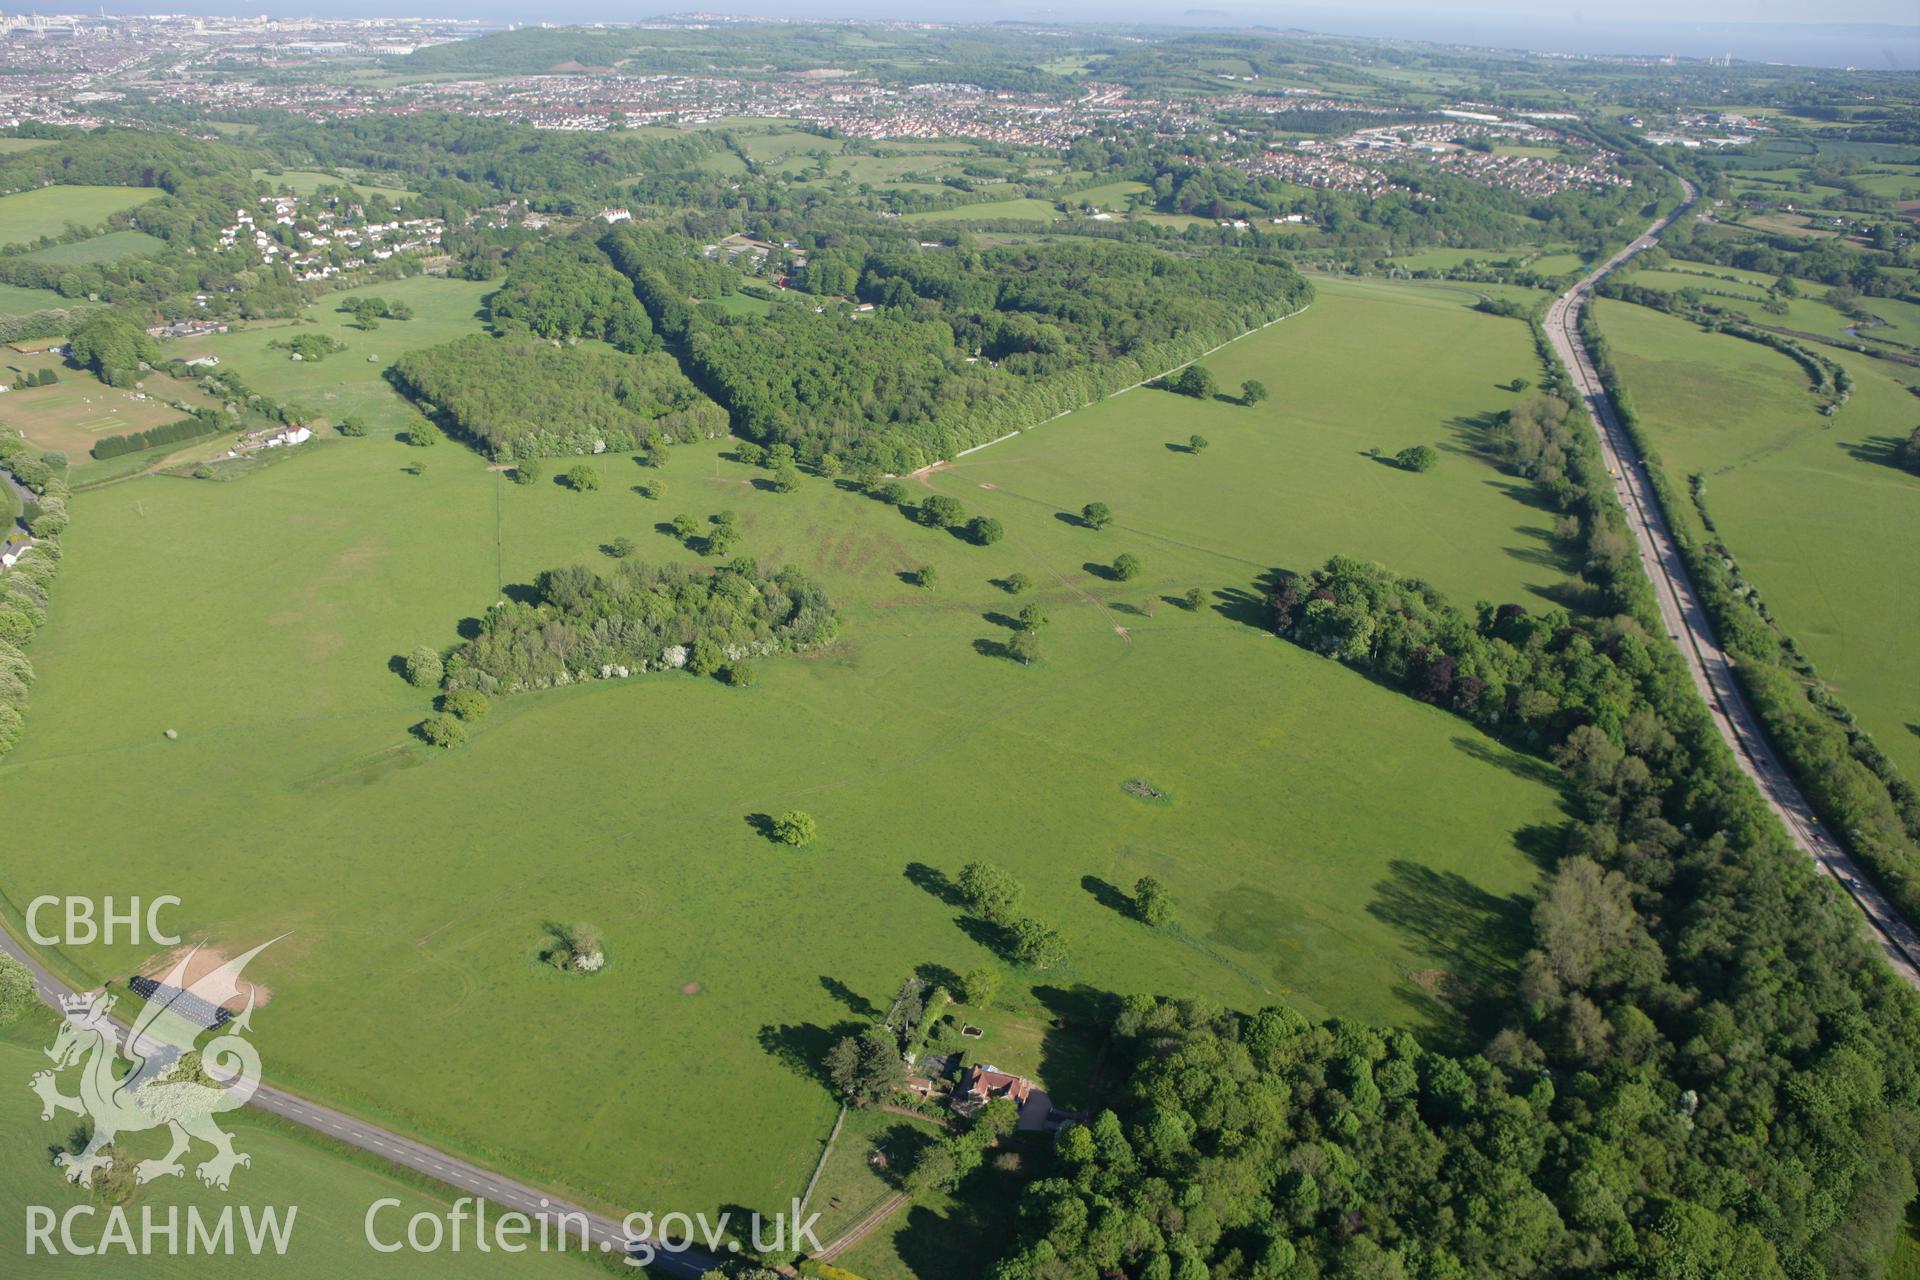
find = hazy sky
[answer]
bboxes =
[80,2,1920,68]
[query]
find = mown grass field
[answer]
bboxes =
[0,355,190,458]
[1592,298,1920,783]
[0,1013,596,1278]
[0,186,159,246]
[0,276,1570,1224]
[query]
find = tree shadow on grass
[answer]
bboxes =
[869,1122,943,1191]
[1082,561,1122,582]
[1841,435,1910,473]
[755,1020,861,1092]
[955,915,1017,962]
[981,611,1021,630]
[820,976,878,1020]
[915,961,963,995]
[500,582,540,606]
[1452,734,1565,789]
[1080,874,1135,920]
[1366,859,1533,1050]
[1031,984,1116,1109]
[1054,511,1094,530]
[1210,586,1269,629]
[904,861,965,908]
[744,812,779,842]
[455,616,484,641]
[1164,441,1197,454]
[972,637,1013,661]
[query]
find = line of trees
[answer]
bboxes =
[0,430,65,761]
[90,408,232,460]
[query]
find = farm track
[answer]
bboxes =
[1546,179,1920,989]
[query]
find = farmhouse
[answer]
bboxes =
[955,1064,1032,1112]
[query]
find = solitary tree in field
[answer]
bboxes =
[1394,445,1439,473]
[1241,379,1268,407]
[1134,875,1175,927]
[772,810,817,846]
[772,465,800,494]
[968,516,1003,546]
[1188,434,1210,454]
[1007,629,1041,665]
[1081,501,1113,530]
[513,460,541,486]
[1183,587,1205,611]
[407,420,441,448]
[1004,571,1033,594]
[1017,603,1047,631]
[912,563,938,590]
[1112,552,1143,582]
[565,463,601,491]
[1173,364,1216,400]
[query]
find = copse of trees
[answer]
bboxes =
[66,310,158,386]
[444,557,837,695]
[389,333,725,462]
[1170,363,1215,399]
[486,240,654,352]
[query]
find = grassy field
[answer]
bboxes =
[251,169,415,203]
[1593,298,1920,783]
[901,198,1062,225]
[171,276,494,434]
[24,230,168,265]
[0,186,159,247]
[0,281,80,315]
[0,276,1570,1225]
[0,1013,597,1277]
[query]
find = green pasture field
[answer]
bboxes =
[1592,298,1920,783]
[24,230,167,265]
[1070,180,1150,209]
[695,291,772,317]
[0,137,53,154]
[0,281,80,315]
[173,276,494,433]
[829,154,968,186]
[1618,263,1920,348]
[250,169,415,204]
[900,198,1062,225]
[0,186,160,247]
[1528,252,1588,275]
[0,275,1568,1224]
[0,1014,597,1278]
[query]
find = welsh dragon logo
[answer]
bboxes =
[30,938,280,1191]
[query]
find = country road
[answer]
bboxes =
[1544,179,1920,989]
[0,927,722,1276]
